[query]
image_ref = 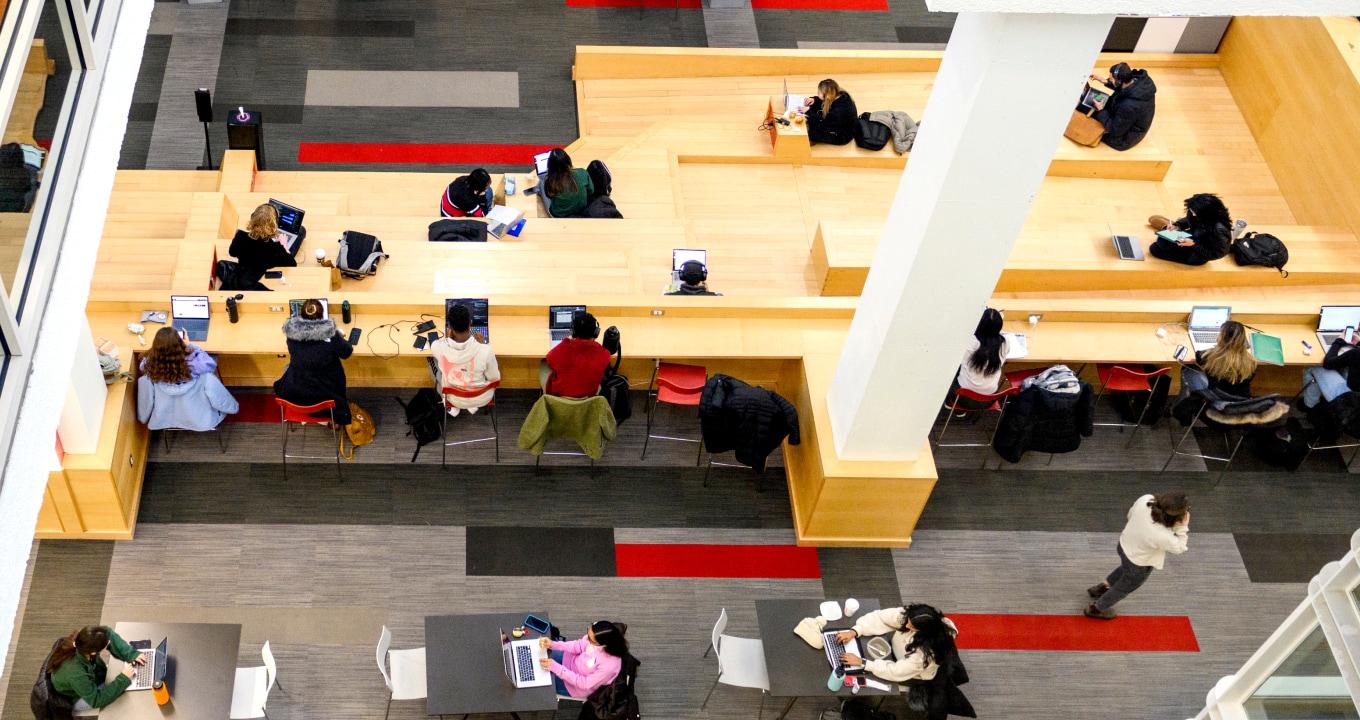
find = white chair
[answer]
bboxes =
[229,641,280,720]
[377,626,428,720]
[700,608,771,718]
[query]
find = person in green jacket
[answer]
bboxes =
[542,148,593,218]
[48,626,144,710]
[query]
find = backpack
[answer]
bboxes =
[396,386,445,462]
[854,113,891,151]
[1250,417,1311,470]
[336,231,388,279]
[581,653,640,720]
[341,402,376,459]
[839,699,896,720]
[599,326,631,424]
[428,219,487,242]
[587,159,612,199]
[1231,231,1289,276]
[31,639,74,720]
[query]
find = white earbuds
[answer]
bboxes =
[1156,327,1168,338]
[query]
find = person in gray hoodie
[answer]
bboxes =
[432,303,500,415]
[137,327,239,431]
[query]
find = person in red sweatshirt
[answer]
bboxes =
[543,312,612,398]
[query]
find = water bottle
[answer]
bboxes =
[341,300,351,324]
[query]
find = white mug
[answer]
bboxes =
[844,598,860,616]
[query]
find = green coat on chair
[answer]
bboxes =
[518,394,617,460]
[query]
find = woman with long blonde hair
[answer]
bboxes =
[801,78,858,146]
[1196,320,1256,396]
[229,203,301,277]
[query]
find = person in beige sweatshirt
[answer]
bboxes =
[832,604,958,683]
[1085,492,1190,619]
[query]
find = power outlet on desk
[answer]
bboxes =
[651,310,664,316]
[270,306,283,312]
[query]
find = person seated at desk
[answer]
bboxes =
[432,303,500,415]
[137,327,239,431]
[834,604,959,683]
[440,168,494,218]
[666,260,720,296]
[138,325,216,378]
[48,625,145,712]
[542,312,612,398]
[1302,335,1360,409]
[230,203,302,275]
[0,142,38,212]
[800,79,858,146]
[946,308,1009,412]
[537,621,629,699]
[1196,320,1256,397]
[542,148,594,218]
[1147,193,1232,266]
[274,299,354,425]
[1088,62,1156,151]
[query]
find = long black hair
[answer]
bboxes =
[543,148,577,199]
[1183,193,1231,232]
[590,621,629,658]
[898,604,954,666]
[966,307,1005,376]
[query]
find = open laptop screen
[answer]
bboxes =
[446,298,490,339]
[269,199,304,233]
[288,298,329,319]
[673,248,706,272]
[171,296,209,320]
[534,152,551,176]
[1319,306,1360,330]
[1190,306,1230,330]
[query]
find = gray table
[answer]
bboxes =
[425,612,558,718]
[755,598,890,719]
[101,622,242,720]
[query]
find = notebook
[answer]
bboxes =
[1250,332,1285,366]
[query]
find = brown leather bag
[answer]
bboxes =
[1064,110,1105,147]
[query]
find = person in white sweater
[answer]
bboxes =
[432,304,501,415]
[832,604,958,683]
[1085,492,1190,619]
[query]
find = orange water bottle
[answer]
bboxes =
[152,680,169,706]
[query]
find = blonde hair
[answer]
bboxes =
[818,79,841,118]
[1200,320,1257,384]
[247,204,278,241]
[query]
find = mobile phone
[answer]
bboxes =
[413,320,437,334]
[524,615,551,634]
[1173,345,1189,361]
[1347,327,1355,343]
[264,270,283,279]
[348,328,361,345]
[427,331,440,345]
[413,335,428,350]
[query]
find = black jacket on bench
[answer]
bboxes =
[806,93,858,146]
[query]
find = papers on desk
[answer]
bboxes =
[1001,332,1028,359]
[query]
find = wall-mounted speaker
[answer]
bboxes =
[194,88,212,124]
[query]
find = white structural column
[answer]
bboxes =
[826,12,1113,461]
[58,317,109,454]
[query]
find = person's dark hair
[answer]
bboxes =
[447,304,471,334]
[48,626,110,673]
[300,299,324,320]
[544,148,577,199]
[144,327,192,385]
[1110,62,1134,86]
[679,260,706,286]
[590,620,629,658]
[572,312,599,340]
[1148,492,1189,528]
[966,307,1005,376]
[898,604,954,666]
[0,143,31,195]
[1183,193,1231,232]
[467,169,491,194]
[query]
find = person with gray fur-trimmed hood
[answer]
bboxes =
[273,298,354,424]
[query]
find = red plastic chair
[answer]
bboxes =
[1003,367,1045,389]
[440,380,500,464]
[1094,364,1171,446]
[935,386,1019,451]
[276,398,340,479]
[642,362,707,463]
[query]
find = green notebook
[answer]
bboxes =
[1155,229,1192,242]
[1251,332,1285,366]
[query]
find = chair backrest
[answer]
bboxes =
[711,608,728,671]
[376,626,394,691]
[955,386,1017,403]
[1110,365,1171,382]
[261,641,277,696]
[441,379,501,400]
[657,364,707,394]
[277,397,337,424]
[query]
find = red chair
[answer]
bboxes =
[642,361,707,463]
[1003,367,1045,389]
[1094,364,1171,446]
[935,386,1019,451]
[440,380,500,464]
[276,398,340,480]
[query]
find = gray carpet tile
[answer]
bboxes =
[1233,532,1356,583]
[703,7,760,49]
[818,547,902,608]
[224,19,416,37]
[894,24,952,44]
[613,527,798,544]
[147,2,177,36]
[0,545,39,714]
[303,70,520,108]
[146,1,230,170]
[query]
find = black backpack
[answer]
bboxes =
[587,159,612,200]
[428,219,487,242]
[581,653,640,720]
[337,231,389,279]
[396,386,444,462]
[1231,231,1289,276]
[599,326,631,424]
[31,639,74,720]
[855,113,891,151]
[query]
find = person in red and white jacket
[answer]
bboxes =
[439,169,494,218]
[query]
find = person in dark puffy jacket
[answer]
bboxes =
[1090,63,1156,151]
[801,79,858,146]
[699,374,800,472]
[1147,193,1233,266]
[273,299,354,425]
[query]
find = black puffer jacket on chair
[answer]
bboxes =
[992,382,1095,463]
[698,374,800,472]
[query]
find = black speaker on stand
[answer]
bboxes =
[227,107,265,170]
[195,88,214,170]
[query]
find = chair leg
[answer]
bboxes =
[491,404,500,463]
[280,417,289,481]
[217,423,228,453]
[696,435,704,466]
[758,691,765,720]
[384,696,392,720]
[641,390,657,460]
[334,425,343,482]
[163,429,172,453]
[700,675,720,710]
[442,407,448,468]
[702,644,711,658]
[703,455,713,487]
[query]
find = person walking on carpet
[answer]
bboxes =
[1085,492,1190,619]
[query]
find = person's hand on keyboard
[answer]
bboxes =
[539,657,552,671]
[133,655,147,666]
[121,664,137,679]
[539,637,553,650]
[835,630,857,643]
[838,653,863,667]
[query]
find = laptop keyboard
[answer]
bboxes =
[133,654,153,687]
[549,329,570,342]
[513,645,535,681]
[1114,235,1135,258]
[1320,332,1343,347]
[1191,331,1220,347]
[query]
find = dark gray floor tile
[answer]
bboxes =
[466,526,617,576]
[1103,17,1147,53]
[818,547,902,607]
[128,102,158,122]
[1233,533,1355,583]
[895,25,952,43]
[224,19,416,37]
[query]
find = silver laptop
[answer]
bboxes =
[1317,306,1360,349]
[170,295,211,342]
[549,305,586,349]
[127,637,168,691]
[533,151,551,177]
[1189,306,1232,352]
[1110,224,1143,261]
[672,248,707,284]
[288,298,329,319]
[821,629,864,673]
[268,198,305,252]
[500,628,550,688]
[782,79,804,115]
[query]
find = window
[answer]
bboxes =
[1245,625,1360,720]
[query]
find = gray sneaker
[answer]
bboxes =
[1233,218,1248,240]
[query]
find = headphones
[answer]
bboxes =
[573,311,600,339]
[679,260,707,283]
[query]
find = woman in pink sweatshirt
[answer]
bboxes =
[537,621,628,698]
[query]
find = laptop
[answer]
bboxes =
[170,295,211,342]
[1316,306,1360,348]
[1188,306,1232,353]
[500,628,551,688]
[268,199,305,253]
[821,630,865,673]
[672,248,707,284]
[288,298,329,319]
[549,305,587,349]
[127,637,168,691]
[533,151,551,177]
[782,79,804,116]
[446,298,490,341]
[1109,224,1143,261]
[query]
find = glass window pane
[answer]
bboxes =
[1245,625,1360,719]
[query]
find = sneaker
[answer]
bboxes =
[1087,583,1109,598]
[1148,215,1171,230]
[1084,603,1117,620]
[1233,218,1249,240]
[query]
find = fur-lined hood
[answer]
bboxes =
[283,316,338,342]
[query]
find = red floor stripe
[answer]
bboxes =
[297,142,559,165]
[227,393,280,423]
[950,613,1199,652]
[614,544,822,578]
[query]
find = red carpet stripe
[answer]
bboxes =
[227,393,282,423]
[950,613,1199,652]
[297,142,559,165]
[614,544,821,578]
